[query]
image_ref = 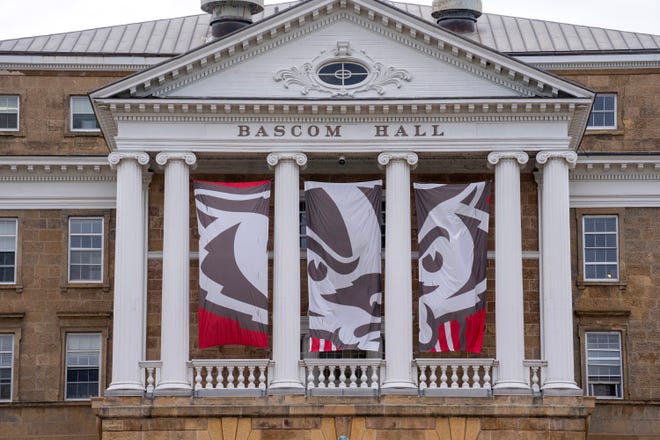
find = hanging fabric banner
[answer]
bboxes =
[305,180,383,352]
[414,182,491,353]
[194,180,271,348]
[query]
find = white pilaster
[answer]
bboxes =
[267,152,307,391]
[106,152,150,395]
[536,151,581,393]
[154,152,197,395]
[378,152,418,391]
[488,152,530,392]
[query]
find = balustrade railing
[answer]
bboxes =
[301,359,385,395]
[188,359,270,396]
[523,359,547,394]
[415,358,498,396]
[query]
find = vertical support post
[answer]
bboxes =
[267,152,307,392]
[378,152,418,392]
[487,152,530,392]
[536,151,581,394]
[154,152,197,395]
[106,152,150,395]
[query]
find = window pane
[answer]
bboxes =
[0,334,12,401]
[0,96,19,130]
[586,332,622,398]
[69,218,103,282]
[66,334,101,399]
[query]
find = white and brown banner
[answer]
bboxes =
[305,180,383,352]
[194,180,271,348]
[414,182,491,353]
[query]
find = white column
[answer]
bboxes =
[106,152,150,395]
[536,151,581,393]
[378,152,418,391]
[154,152,197,395]
[488,152,530,392]
[267,152,307,392]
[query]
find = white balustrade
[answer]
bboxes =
[302,359,385,395]
[523,360,548,394]
[415,359,498,396]
[138,361,162,396]
[188,359,269,396]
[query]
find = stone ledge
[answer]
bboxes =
[93,394,596,419]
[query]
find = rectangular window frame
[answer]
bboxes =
[0,333,14,402]
[584,331,624,400]
[69,96,100,132]
[582,214,619,282]
[0,219,17,285]
[0,95,19,132]
[586,93,617,130]
[576,209,626,288]
[68,217,104,284]
[64,332,102,401]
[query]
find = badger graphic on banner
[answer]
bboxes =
[194,180,271,348]
[305,180,383,352]
[414,182,491,353]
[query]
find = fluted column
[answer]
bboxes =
[154,152,197,395]
[488,152,530,392]
[267,152,307,392]
[378,152,418,391]
[536,151,581,393]
[106,152,150,395]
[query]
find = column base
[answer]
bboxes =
[493,379,530,395]
[154,381,193,396]
[542,380,582,396]
[381,380,418,395]
[105,381,145,397]
[268,379,305,394]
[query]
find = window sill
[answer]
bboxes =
[0,131,25,137]
[64,131,102,137]
[584,128,623,136]
[576,279,627,290]
[61,282,110,292]
[0,284,24,293]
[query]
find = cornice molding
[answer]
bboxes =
[530,60,660,71]
[0,62,152,71]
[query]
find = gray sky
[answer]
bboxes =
[0,0,658,41]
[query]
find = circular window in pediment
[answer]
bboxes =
[318,61,369,87]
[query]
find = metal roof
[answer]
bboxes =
[1,1,659,55]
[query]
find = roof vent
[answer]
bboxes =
[201,0,264,38]
[432,0,482,33]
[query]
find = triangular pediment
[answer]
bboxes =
[92,0,592,101]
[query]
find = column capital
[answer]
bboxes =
[108,152,150,169]
[535,151,578,167]
[377,152,418,169]
[155,152,197,168]
[266,152,308,169]
[487,151,528,168]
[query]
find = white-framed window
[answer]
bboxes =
[0,95,19,131]
[585,331,623,399]
[68,217,103,282]
[65,333,101,400]
[0,334,14,401]
[587,93,617,129]
[583,215,619,281]
[0,219,17,284]
[70,96,99,131]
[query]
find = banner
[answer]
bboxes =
[414,182,491,353]
[194,180,271,348]
[305,180,383,352]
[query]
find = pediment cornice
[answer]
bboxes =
[92,0,593,101]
